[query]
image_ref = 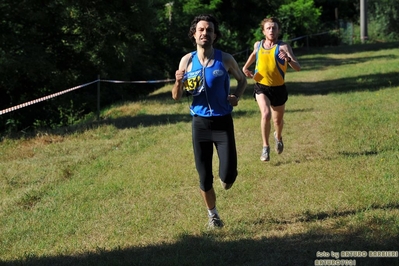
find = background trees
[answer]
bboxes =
[1,0,161,131]
[367,0,399,41]
[0,0,397,134]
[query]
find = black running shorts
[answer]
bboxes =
[253,83,288,107]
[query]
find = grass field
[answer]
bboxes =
[1,42,399,266]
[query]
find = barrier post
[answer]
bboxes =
[97,75,100,120]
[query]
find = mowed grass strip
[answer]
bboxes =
[1,42,398,265]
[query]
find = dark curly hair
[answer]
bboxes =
[188,14,221,46]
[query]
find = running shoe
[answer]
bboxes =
[274,132,284,154]
[260,146,270,161]
[207,214,224,229]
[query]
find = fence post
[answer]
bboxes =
[97,75,100,120]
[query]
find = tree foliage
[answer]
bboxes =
[367,0,399,41]
[278,0,322,36]
[0,0,159,131]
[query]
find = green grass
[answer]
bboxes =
[1,42,399,266]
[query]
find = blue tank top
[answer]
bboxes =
[183,49,232,117]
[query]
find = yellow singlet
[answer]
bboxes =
[254,40,287,86]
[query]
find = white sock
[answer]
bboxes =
[208,206,219,217]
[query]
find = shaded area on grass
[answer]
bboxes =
[70,106,310,132]
[294,41,399,57]
[287,72,399,95]
[241,72,398,99]
[66,109,258,132]
[2,227,398,266]
[298,55,398,72]
[0,104,314,141]
[339,150,379,157]
[268,203,399,224]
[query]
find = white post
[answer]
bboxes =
[360,0,368,43]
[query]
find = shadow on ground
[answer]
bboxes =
[2,221,398,266]
[293,41,399,57]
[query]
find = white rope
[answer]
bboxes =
[100,78,175,84]
[0,80,99,115]
[0,78,176,116]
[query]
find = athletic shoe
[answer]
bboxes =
[220,179,233,190]
[207,214,224,229]
[260,146,270,161]
[274,132,284,154]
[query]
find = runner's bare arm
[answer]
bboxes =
[242,41,260,77]
[279,43,301,71]
[223,52,247,106]
[172,53,191,100]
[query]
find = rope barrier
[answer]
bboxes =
[286,31,330,42]
[0,80,99,116]
[100,78,175,84]
[0,78,176,116]
[232,49,248,56]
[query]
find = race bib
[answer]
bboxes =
[183,69,204,96]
